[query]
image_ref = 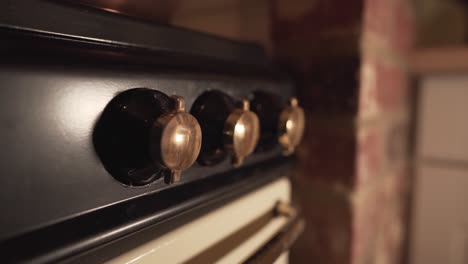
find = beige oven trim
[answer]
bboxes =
[106,177,291,264]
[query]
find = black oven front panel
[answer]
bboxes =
[0,62,293,240]
[0,1,300,262]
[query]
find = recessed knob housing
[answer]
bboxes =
[94,88,201,186]
[250,91,305,155]
[191,90,260,167]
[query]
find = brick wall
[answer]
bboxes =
[355,1,414,263]
[272,0,415,263]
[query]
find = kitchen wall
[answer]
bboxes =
[272,0,415,263]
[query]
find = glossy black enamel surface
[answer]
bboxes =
[0,0,270,70]
[0,61,293,242]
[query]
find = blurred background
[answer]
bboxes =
[72,0,468,263]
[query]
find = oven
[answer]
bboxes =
[0,1,304,263]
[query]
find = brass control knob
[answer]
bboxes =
[191,90,260,167]
[150,96,202,184]
[223,100,260,167]
[94,89,201,186]
[250,92,305,155]
[278,97,305,155]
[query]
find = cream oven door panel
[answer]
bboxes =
[106,177,292,264]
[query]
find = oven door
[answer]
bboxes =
[71,177,303,264]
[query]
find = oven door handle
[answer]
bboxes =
[243,201,305,264]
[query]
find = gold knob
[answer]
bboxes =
[151,96,202,184]
[278,97,305,155]
[223,99,260,167]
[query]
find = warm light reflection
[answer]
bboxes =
[286,119,294,131]
[55,82,112,140]
[174,132,186,145]
[235,124,246,137]
[69,0,171,24]
[101,7,124,15]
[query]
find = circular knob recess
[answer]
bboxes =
[250,91,305,155]
[93,88,201,186]
[191,90,260,167]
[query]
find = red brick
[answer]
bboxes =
[359,57,409,118]
[352,170,409,264]
[363,0,415,56]
[356,123,385,187]
[375,64,408,112]
[383,117,410,171]
[356,117,410,188]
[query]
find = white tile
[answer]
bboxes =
[417,76,468,161]
[411,165,468,264]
